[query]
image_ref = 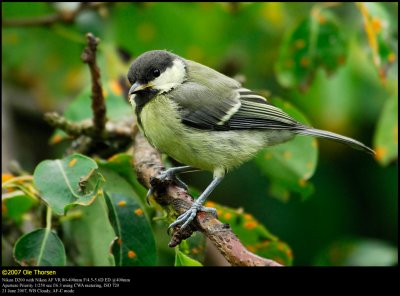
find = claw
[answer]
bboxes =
[174,176,188,191]
[146,187,154,205]
[167,204,217,234]
[157,169,188,190]
[147,167,190,208]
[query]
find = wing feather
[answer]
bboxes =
[169,60,302,131]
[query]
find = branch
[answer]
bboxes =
[132,133,282,267]
[44,112,92,137]
[2,3,111,27]
[2,13,63,27]
[81,33,107,140]
[44,112,133,139]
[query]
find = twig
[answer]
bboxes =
[2,3,110,28]
[81,33,107,140]
[132,133,282,267]
[44,112,133,139]
[44,112,92,137]
[2,13,63,27]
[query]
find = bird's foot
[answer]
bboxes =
[168,202,218,232]
[146,168,189,205]
[157,169,189,191]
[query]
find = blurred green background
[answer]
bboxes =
[2,2,398,266]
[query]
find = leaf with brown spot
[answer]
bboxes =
[60,196,116,266]
[357,2,397,82]
[373,94,398,166]
[254,97,318,201]
[276,8,347,91]
[102,167,156,266]
[33,154,104,215]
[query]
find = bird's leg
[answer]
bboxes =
[146,166,199,204]
[168,176,223,231]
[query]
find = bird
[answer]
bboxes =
[127,50,374,232]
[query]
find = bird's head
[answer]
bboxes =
[127,50,187,104]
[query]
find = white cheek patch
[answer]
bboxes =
[153,59,186,93]
[129,94,136,105]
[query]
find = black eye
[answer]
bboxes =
[153,69,160,78]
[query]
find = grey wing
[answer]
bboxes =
[172,59,303,131]
[170,81,241,130]
[225,88,302,130]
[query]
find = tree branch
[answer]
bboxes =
[44,112,133,139]
[2,13,63,27]
[2,3,111,28]
[132,132,282,267]
[81,33,107,140]
[44,112,92,137]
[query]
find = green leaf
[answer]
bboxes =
[97,153,148,198]
[50,84,131,144]
[314,238,398,266]
[174,248,203,266]
[206,201,293,266]
[374,94,398,166]
[60,195,116,266]
[175,233,206,264]
[184,232,206,263]
[254,97,318,201]
[2,194,37,224]
[13,229,66,266]
[357,3,397,82]
[101,167,157,266]
[276,8,346,91]
[33,153,104,215]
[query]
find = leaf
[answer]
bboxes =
[50,83,131,144]
[2,194,37,224]
[97,153,148,198]
[33,153,104,215]
[2,174,39,201]
[373,94,398,166]
[314,238,398,266]
[183,232,206,263]
[254,97,318,201]
[13,229,66,266]
[206,201,293,266]
[60,195,116,266]
[174,248,203,266]
[175,233,206,264]
[101,167,157,266]
[357,2,397,82]
[276,8,347,91]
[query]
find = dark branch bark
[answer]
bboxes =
[132,133,282,267]
[2,3,111,27]
[81,33,107,140]
[2,14,63,27]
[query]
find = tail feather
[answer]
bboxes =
[295,128,375,155]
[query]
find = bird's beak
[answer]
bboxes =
[129,82,153,95]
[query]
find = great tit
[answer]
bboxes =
[127,50,374,231]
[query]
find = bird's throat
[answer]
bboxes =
[134,89,158,130]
